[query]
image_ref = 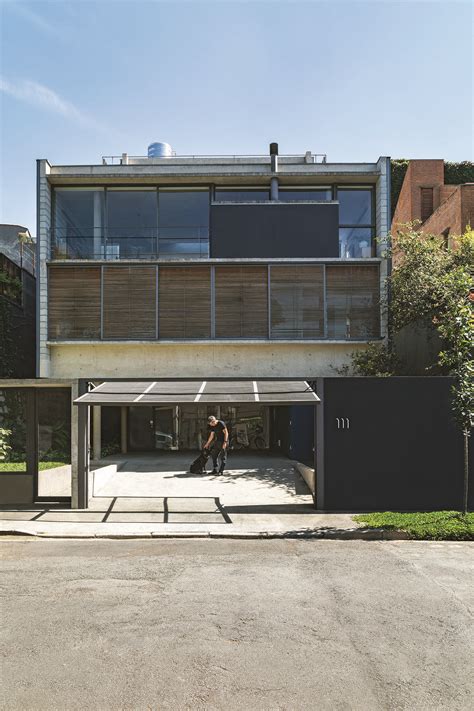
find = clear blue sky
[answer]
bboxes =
[1,0,472,233]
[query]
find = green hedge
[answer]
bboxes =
[390,159,474,219]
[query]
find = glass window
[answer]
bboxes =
[158,190,209,257]
[37,389,72,497]
[214,189,270,202]
[107,190,157,258]
[279,188,332,201]
[54,189,104,259]
[0,389,27,473]
[337,189,372,225]
[339,228,374,258]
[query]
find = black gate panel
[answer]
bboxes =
[322,377,473,511]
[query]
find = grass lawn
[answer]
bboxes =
[354,511,474,540]
[0,461,27,472]
[0,461,69,472]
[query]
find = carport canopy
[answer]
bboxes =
[74,380,319,406]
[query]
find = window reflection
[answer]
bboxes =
[158,190,209,257]
[339,228,374,258]
[338,189,372,225]
[107,190,157,258]
[279,189,332,201]
[54,189,104,259]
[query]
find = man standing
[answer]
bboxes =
[204,415,229,475]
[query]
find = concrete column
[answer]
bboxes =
[270,177,279,201]
[121,406,128,454]
[92,406,101,461]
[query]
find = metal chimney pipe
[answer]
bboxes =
[270,142,279,199]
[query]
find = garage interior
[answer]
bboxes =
[76,380,319,517]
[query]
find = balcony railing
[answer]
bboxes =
[50,227,209,260]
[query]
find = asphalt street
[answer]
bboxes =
[1,539,473,711]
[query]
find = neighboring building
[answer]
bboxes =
[0,225,36,378]
[391,159,474,245]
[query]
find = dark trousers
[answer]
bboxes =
[211,443,227,472]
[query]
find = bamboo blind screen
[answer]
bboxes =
[326,265,380,339]
[158,266,211,339]
[48,266,101,339]
[270,265,324,339]
[215,266,268,338]
[103,266,156,339]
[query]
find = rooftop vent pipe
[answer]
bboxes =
[270,142,278,174]
[270,142,279,200]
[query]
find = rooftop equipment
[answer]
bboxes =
[148,142,173,158]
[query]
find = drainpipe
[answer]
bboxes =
[270,142,279,200]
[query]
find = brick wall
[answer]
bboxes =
[392,159,444,230]
[420,184,474,243]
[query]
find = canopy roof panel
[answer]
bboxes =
[74,380,319,406]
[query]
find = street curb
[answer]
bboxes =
[0,527,412,541]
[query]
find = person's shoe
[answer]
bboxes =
[218,470,224,475]
[211,469,218,475]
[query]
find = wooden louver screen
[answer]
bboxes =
[270,265,324,339]
[158,266,211,339]
[103,266,156,339]
[326,265,380,339]
[48,266,101,339]
[420,188,434,223]
[215,266,268,338]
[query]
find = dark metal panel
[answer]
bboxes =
[323,377,474,512]
[315,378,325,510]
[210,203,339,258]
[27,389,38,502]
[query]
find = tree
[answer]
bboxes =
[392,226,473,513]
[352,225,474,512]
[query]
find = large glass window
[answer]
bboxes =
[279,188,332,201]
[54,189,104,259]
[214,188,270,202]
[37,389,72,498]
[158,190,209,257]
[337,188,374,258]
[339,227,373,259]
[107,190,157,259]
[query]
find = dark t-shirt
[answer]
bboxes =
[209,420,227,444]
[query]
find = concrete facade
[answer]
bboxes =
[37,152,390,381]
[47,341,372,379]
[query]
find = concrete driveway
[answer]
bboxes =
[1,539,473,711]
[91,451,314,506]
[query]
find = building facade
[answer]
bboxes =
[1,145,393,509]
[392,159,474,245]
[37,147,390,382]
